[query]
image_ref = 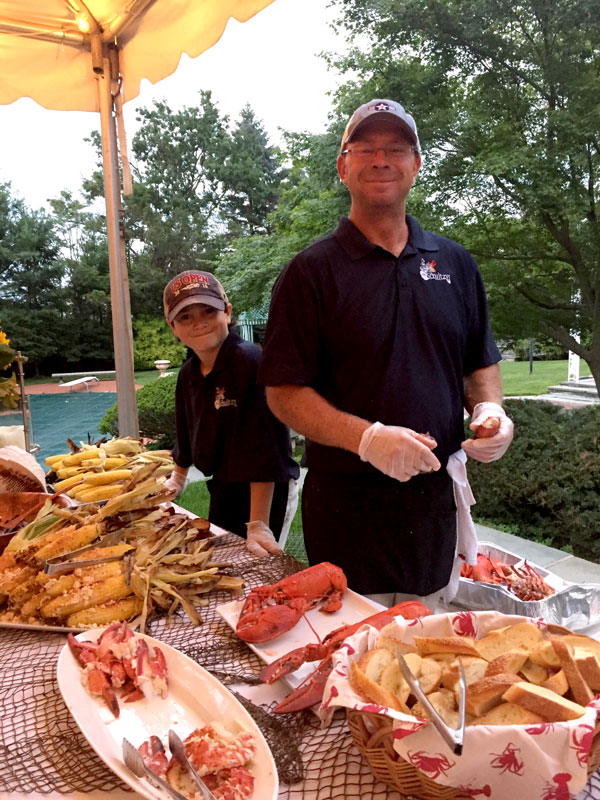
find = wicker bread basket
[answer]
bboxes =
[345,623,600,800]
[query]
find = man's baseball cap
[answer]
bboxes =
[164,270,228,323]
[340,99,420,153]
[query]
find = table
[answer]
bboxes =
[0,532,599,800]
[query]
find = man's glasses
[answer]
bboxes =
[341,145,417,161]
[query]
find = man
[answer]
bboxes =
[257,99,513,605]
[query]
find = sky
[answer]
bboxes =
[0,0,344,211]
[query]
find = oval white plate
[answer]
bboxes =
[57,628,278,800]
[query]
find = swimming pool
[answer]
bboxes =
[0,392,117,468]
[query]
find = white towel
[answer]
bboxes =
[443,449,478,604]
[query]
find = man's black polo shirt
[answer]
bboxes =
[173,330,299,484]
[258,215,501,473]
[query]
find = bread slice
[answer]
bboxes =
[411,689,458,727]
[417,657,443,694]
[376,635,418,658]
[476,622,543,662]
[550,637,594,706]
[379,659,410,705]
[465,672,522,717]
[468,702,545,727]
[520,658,550,684]
[503,681,586,721]
[574,648,600,691]
[349,660,407,712]
[357,647,394,682]
[442,657,488,692]
[542,669,569,696]
[485,650,528,678]
[528,640,561,669]
[413,636,480,657]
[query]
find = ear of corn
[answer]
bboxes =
[45,453,70,467]
[103,457,128,469]
[61,448,101,466]
[55,466,89,479]
[66,595,143,628]
[75,484,125,503]
[30,523,101,564]
[54,474,93,492]
[40,572,131,618]
[80,470,132,487]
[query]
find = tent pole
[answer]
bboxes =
[96,58,139,437]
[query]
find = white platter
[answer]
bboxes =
[217,589,384,691]
[57,628,278,800]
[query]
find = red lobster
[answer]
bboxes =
[235,562,347,643]
[461,553,554,601]
[260,600,431,713]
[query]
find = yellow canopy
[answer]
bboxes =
[0,0,276,438]
[0,1,275,111]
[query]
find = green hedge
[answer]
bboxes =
[468,399,600,562]
[99,373,178,448]
[133,316,187,370]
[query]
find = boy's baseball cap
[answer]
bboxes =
[164,270,228,323]
[340,99,420,153]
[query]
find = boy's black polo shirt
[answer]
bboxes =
[173,330,299,484]
[258,215,501,473]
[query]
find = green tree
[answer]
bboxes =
[0,183,64,372]
[217,105,286,237]
[332,0,600,387]
[217,129,348,310]
[49,191,114,364]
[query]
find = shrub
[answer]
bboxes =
[99,373,178,447]
[133,316,186,370]
[467,399,600,562]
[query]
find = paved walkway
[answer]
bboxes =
[476,522,600,583]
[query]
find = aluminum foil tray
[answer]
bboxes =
[452,541,600,631]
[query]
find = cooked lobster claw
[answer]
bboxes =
[261,600,432,713]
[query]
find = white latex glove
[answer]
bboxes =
[164,466,187,497]
[358,422,441,482]
[461,401,514,463]
[246,520,282,558]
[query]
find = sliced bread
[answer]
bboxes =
[465,672,522,717]
[468,702,545,727]
[476,622,543,662]
[413,636,480,657]
[503,681,586,721]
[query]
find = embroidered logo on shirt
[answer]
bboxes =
[214,387,237,409]
[420,258,451,284]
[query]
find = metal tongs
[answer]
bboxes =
[168,729,217,800]
[43,531,126,575]
[397,653,466,755]
[122,738,190,800]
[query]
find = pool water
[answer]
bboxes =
[0,393,117,468]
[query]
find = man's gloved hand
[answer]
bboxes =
[358,422,441,482]
[246,520,282,558]
[461,401,514,463]
[164,467,187,497]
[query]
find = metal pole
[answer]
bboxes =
[529,338,533,375]
[95,56,139,436]
[15,351,39,453]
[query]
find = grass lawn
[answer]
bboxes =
[499,359,590,396]
[26,360,590,395]
[178,479,308,565]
